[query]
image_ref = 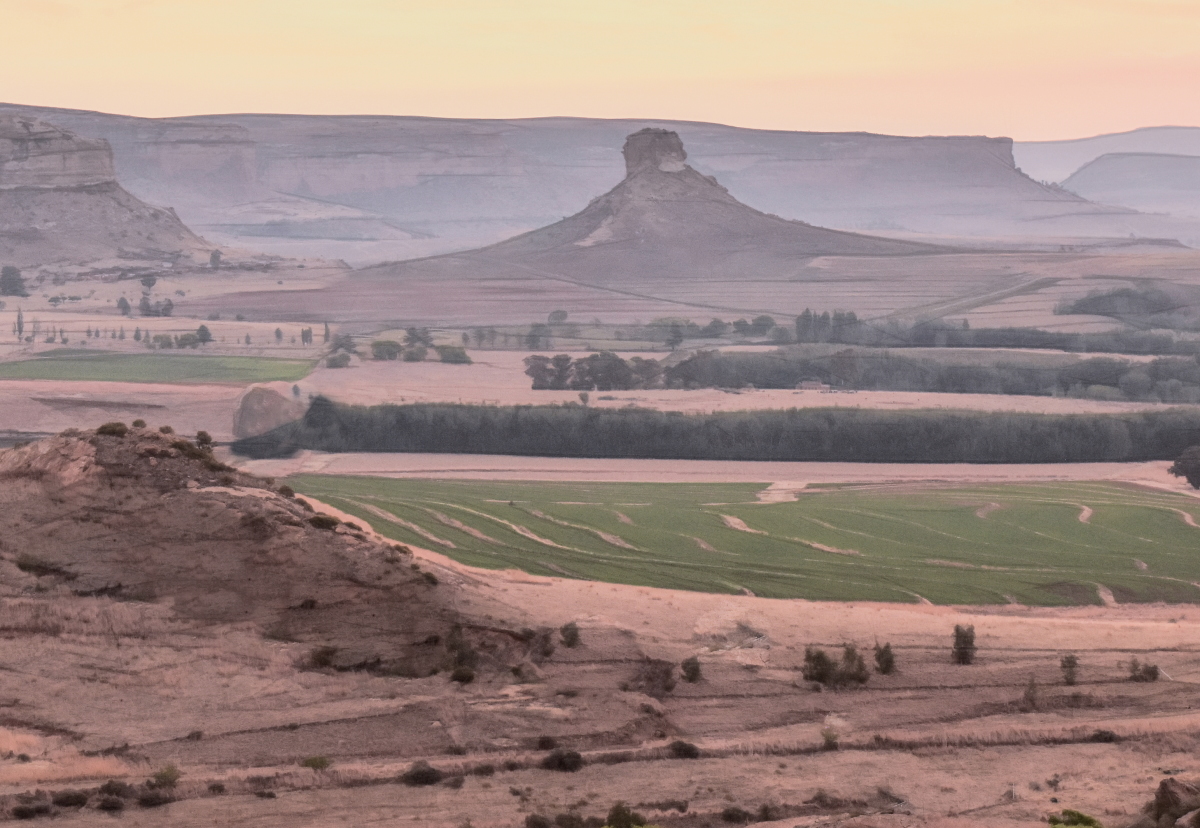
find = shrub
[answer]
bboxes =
[541,749,583,772]
[99,781,136,798]
[1047,809,1103,827]
[803,645,869,687]
[195,431,213,449]
[1021,676,1040,712]
[952,624,976,665]
[12,803,51,819]
[403,346,427,362]
[681,655,702,683]
[436,345,472,364]
[309,645,338,668]
[560,621,581,648]
[422,571,439,585]
[371,340,403,361]
[526,816,552,828]
[51,790,88,808]
[536,735,558,750]
[150,764,181,788]
[554,813,586,828]
[96,421,128,437]
[131,419,146,428]
[278,485,295,498]
[606,802,647,828]
[207,782,226,794]
[820,714,845,750]
[874,642,896,674]
[159,425,174,434]
[137,789,172,808]
[400,760,443,786]
[668,740,699,759]
[308,514,341,530]
[1060,653,1079,686]
[450,666,475,684]
[327,353,351,369]
[470,763,495,777]
[721,806,753,824]
[96,796,125,811]
[1129,657,1159,682]
[300,756,331,770]
[802,646,836,684]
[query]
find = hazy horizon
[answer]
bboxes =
[4,0,1199,141]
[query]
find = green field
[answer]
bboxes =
[287,476,1200,606]
[0,350,313,384]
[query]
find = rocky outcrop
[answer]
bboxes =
[0,115,114,189]
[0,114,211,268]
[623,128,688,174]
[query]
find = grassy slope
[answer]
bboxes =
[0,350,313,384]
[287,476,1200,606]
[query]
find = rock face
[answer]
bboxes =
[6,104,1197,263]
[0,116,114,189]
[0,114,211,268]
[233,386,307,439]
[623,128,688,174]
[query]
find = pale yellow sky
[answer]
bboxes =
[2,0,1198,140]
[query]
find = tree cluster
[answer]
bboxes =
[230,397,1200,463]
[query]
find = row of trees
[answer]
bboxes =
[231,397,1200,463]
[524,348,1200,402]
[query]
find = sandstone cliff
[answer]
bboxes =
[0,114,210,268]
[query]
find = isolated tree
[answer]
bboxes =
[119,327,125,340]
[952,624,976,665]
[1169,446,1200,489]
[681,655,702,683]
[133,327,142,342]
[245,333,251,345]
[548,310,569,325]
[140,275,157,290]
[196,325,213,344]
[1060,653,1079,686]
[195,431,213,449]
[14,308,22,340]
[116,296,131,315]
[665,324,684,350]
[874,642,896,675]
[323,322,330,343]
[0,266,27,297]
[209,250,222,270]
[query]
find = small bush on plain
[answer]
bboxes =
[952,624,976,665]
[401,760,443,786]
[668,740,699,759]
[1128,657,1159,682]
[681,655,702,683]
[96,422,128,437]
[560,621,581,648]
[541,749,583,772]
[300,756,331,770]
[874,642,895,674]
[1060,653,1079,685]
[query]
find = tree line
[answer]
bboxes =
[525,349,1200,403]
[231,397,1200,463]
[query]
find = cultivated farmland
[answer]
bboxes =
[0,350,313,384]
[287,476,1200,606]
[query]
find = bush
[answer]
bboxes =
[12,803,51,819]
[554,813,585,828]
[308,514,341,530]
[952,624,976,665]
[560,621,581,648]
[803,645,869,687]
[400,760,443,786]
[99,780,136,798]
[436,345,472,364]
[278,485,295,498]
[526,816,552,828]
[96,796,125,812]
[403,346,427,362]
[327,353,351,369]
[137,789,173,808]
[96,421,128,437]
[300,756,331,770]
[605,802,646,828]
[371,340,403,361]
[874,642,895,674]
[536,735,558,750]
[470,763,495,777]
[131,419,146,428]
[150,764,180,788]
[51,790,88,808]
[1047,809,1103,827]
[1129,657,1160,682]
[541,749,583,772]
[668,740,700,759]
[207,782,226,794]
[450,666,475,684]
[159,425,174,434]
[195,430,213,449]
[681,655,702,683]
[309,645,338,668]
[1061,653,1079,685]
[721,806,753,824]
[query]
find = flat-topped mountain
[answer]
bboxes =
[6,104,1195,262]
[0,114,210,269]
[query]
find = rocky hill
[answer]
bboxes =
[0,114,211,269]
[5,104,1192,263]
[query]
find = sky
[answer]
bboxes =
[2,0,1199,140]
